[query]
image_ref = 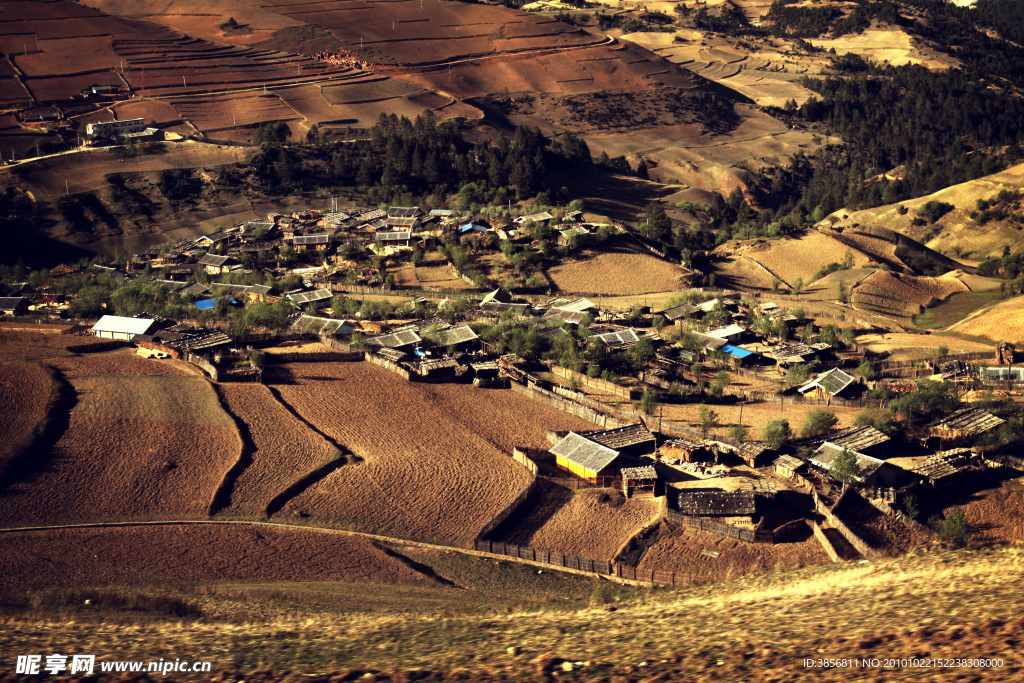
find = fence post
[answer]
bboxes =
[671,571,676,586]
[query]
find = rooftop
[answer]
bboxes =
[808,443,885,482]
[677,490,757,516]
[931,408,1005,436]
[91,315,156,335]
[550,432,621,474]
[829,425,891,452]
[366,328,422,348]
[798,368,858,397]
[583,423,655,451]
[621,465,657,480]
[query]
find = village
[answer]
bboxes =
[2,200,1021,580]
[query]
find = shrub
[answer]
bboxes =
[249,350,265,369]
[762,418,791,450]
[829,446,861,488]
[640,390,658,416]
[902,493,919,521]
[933,508,971,547]
[727,425,749,442]
[801,409,838,439]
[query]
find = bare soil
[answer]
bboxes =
[547,249,687,295]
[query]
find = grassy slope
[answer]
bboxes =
[2,544,1021,680]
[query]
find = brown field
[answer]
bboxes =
[268,361,598,546]
[811,28,955,70]
[497,486,661,560]
[856,270,968,308]
[0,374,240,527]
[171,93,300,132]
[942,475,1024,547]
[948,296,1024,344]
[636,525,830,582]
[111,98,183,125]
[44,352,198,378]
[0,361,53,475]
[13,143,255,197]
[217,384,337,516]
[0,524,433,591]
[0,332,96,364]
[854,332,994,353]
[22,69,123,101]
[739,232,872,285]
[13,35,121,76]
[659,401,862,435]
[548,249,687,295]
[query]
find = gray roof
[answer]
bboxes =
[481,289,513,305]
[366,328,422,348]
[91,315,157,335]
[387,206,423,218]
[621,465,657,480]
[931,408,1005,436]
[583,423,655,451]
[432,324,478,346]
[544,308,589,324]
[799,368,857,397]
[661,303,698,320]
[289,289,333,305]
[198,254,231,267]
[181,283,210,297]
[247,285,272,295]
[808,443,884,482]
[738,442,770,459]
[375,230,411,241]
[594,329,640,347]
[773,454,805,471]
[706,323,745,338]
[289,315,354,335]
[549,432,620,474]
[293,234,330,246]
[829,426,890,451]
[549,297,596,313]
[0,296,26,309]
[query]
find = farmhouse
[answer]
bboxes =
[828,425,891,458]
[86,117,145,138]
[808,442,901,487]
[928,408,1004,446]
[558,226,589,246]
[515,211,553,225]
[387,206,424,219]
[659,303,698,325]
[798,368,859,399]
[593,329,641,349]
[290,314,356,337]
[676,490,757,516]
[366,328,422,350]
[706,324,745,344]
[0,297,29,316]
[288,289,333,309]
[549,297,597,313]
[550,432,624,483]
[374,230,412,248]
[430,324,479,351]
[91,315,158,340]
[246,285,272,303]
[194,232,232,249]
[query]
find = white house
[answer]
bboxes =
[91,315,158,340]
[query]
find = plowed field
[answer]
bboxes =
[548,251,687,295]
[45,352,198,378]
[268,362,597,546]
[217,384,337,516]
[0,361,53,476]
[636,524,829,583]
[497,486,661,560]
[0,524,433,591]
[0,332,110,363]
[0,374,240,527]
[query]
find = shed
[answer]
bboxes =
[621,465,658,498]
[676,490,756,516]
[549,432,622,483]
[911,448,980,484]
[720,344,756,365]
[737,442,773,468]
[773,454,806,479]
[828,425,891,457]
[660,303,698,324]
[659,438,706,463]
[91,315,157,340]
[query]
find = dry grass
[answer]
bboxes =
[498,487,662,561]
[858,270,968,307]
[0,361,53,475]
[0,375,239,527]
[216,384,337,516]
[743,232,871,285]
[659,401,862,434]
[269,362,597,546]
[548,251,688,295]
[854,332,994,353]
[45,352,199,378]
[950,295,1024,344]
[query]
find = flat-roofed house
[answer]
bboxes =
[91,315,157,340]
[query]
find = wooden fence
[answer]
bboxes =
[809,520,843,563]
[508,381,634,429]
[823,490,885,558]
[365,352,413,380]
[265,351,362,363]
[475,478,537,541]
[550,364,636,399]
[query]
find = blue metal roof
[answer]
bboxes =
[721,344,754,359]
[458,222,488,233]
[195,297,237,311]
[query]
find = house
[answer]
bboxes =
[388,206,424,219]
[737,442,774,468]
[289,314,356,337]
[480,289,530,315]
[0,297,29,316]
[706,324,745,344]
[430,324,479,351]
[246,285,272,303]
[660,303,698,325]
[558,226,589,246]
[808,442,901,487]
[458,222,490,234]
[549,431,624,483]
[481,289,513,306]
[582,423,656,457]
[292,234,330,251]
[86,117,145,138]
[593,329,641,349]
[288,289,333,309]
[798,367,859,399]
[374,230,412,248]
[197,254,237,274]
[773,454,806,479]
[385,215,421,231]
[194,232,232,249]
[91,315,158,340]
[365,328,422,350]
[827,425,891,458]
[719,344,757,366]
[515,211,553,225]
[676,490,757,516]
[549,297,597,313]
[621,465,658,498]
[928,408,1005,446]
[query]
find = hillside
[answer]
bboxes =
[826,162,1024,261]
[1,533,1020,681]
